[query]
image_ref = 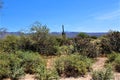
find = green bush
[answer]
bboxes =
[92,65,113,80]
[0,53,25,80]
[107,52,120,72]
[114,56,120,72]
[54,54,92,77]
[73,38,91,53]
[107,52,119,63]
[0,51,49,80]
[8,54,25,80]
[107,31,120,53]
[16,51,45,74]
[57,45,74,55]
[83,42,100,58]
[44,69,59,80]
[77,32,89,38]
[36,68,59,80]
[0,53,10,79]
[28,22,59,55]
[73,38,100,58]
[0,35,20,53]
[100,37,112,54]
[100,31,120,54]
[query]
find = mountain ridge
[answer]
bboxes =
[0,32,107,38]
[51,32,107,38]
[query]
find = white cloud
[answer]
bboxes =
[95,9,120,20]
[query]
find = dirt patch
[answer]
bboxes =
[60,73,91,80]
[20,74,35,80]
[114,72,120,80]
[46,57,54,69]
[92,57,107,71]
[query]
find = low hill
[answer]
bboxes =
[0,32,107,38]
[51,32,107,38]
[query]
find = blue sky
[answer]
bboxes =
[0,0,120,32]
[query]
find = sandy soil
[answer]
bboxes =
[114,72,120,80]
[92,57,107,71]
[20,74,35,80]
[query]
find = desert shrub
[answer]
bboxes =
[73,38,91,53]
[57,45,74,55]
[0,35,20,53]
[77,32,89,38]
[90,36,97,39]
[8,54,25,80]
[18,35,33,51]
[16,51,45,74]
[56,37,71,46]
[36,68,59,80]
[0,53,25,80]
[107,31,120,52]
[114,55,120,72]
[107,52,120,72]
[44,69,59,80]
[0,53,10,79]
[107,52,119,63]
[54,54,93,77]
[1,51,54,80]
[92,65,113,80]
[100,37,112,54]
[35,63,47,80]
[83,42,100,58]
[100,31,120,54]
[73,37,101,58]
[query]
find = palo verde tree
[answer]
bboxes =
[77,32,89,38]
[29,22,58,55]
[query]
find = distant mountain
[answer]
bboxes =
[51,32,107,38]
[0,32,107,38]
[0,32,21,38]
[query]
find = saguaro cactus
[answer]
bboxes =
[62,25,66,40]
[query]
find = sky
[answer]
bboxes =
[0,0,120,32]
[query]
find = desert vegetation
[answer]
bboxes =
[0,22,120,80]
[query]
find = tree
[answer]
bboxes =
[28,22,58,55]
[77,32,89,38]
[30,22,49,44]
[30,22,49,52]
